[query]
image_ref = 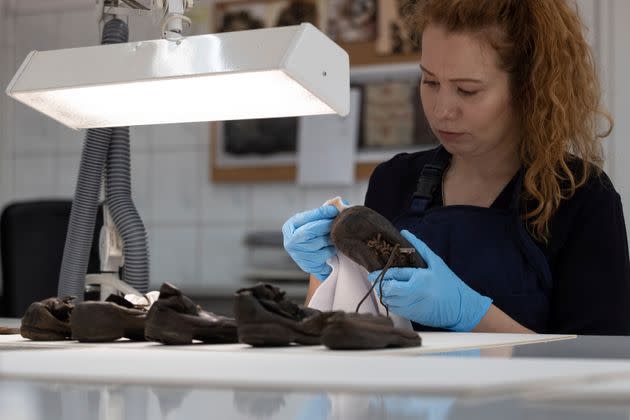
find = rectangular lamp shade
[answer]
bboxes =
[5,23,350,130]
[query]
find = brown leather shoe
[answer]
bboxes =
[70,295,147,342]
[234,283,333,347]
[145,283,237,345]
[330,205,426,272]
[20,296,74,341]
[321,312,422,350]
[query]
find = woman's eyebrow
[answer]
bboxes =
[420,65,484,83]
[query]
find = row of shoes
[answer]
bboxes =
[20,282,421,350]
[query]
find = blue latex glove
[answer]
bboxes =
[282,205,340,281]
[368,230,492,332]
[297,394,454,420]
[378,395,454,420]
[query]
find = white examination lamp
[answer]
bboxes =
[5,23,350,129]
[4,13,350,301]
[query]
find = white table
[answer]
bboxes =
[1,325,630,419]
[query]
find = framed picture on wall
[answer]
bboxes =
[331,0,421,65]
[375,0,420,56]
[211,117,299,182]
[353,76,438,173]
[214,0,321,31]
[358,79,436,150]
[209,0,426,182]
[210,0,320,182]
[326,0,377,43]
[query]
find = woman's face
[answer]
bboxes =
[420,24,519,159]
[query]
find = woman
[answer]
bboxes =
[282,0,630,335]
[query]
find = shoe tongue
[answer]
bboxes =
[176,295,201,316]
[269,299,302,319]
[158,282,181,298]
[45,297,74,322]
[241,283,286,302]
[238,283,318,320]
[158,282,199,316]
[258,285,315,320]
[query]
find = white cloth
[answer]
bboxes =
[308,252,413,331]
[86,272,159,309]
[307,197,413,331]
[125,291,160,308]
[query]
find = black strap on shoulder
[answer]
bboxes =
[412,146,451,201]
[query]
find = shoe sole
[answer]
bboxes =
[237,322,321,347]
[144,305,237,345]
[20,325,68,341]
[321,321,422,350]
[70,302,146,342]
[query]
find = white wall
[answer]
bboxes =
[0,0,369,295]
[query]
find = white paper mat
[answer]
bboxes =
[0,332,575,355]
[526,377,630,403]
[2,344,630,396]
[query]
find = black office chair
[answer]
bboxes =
[0,200,102,317]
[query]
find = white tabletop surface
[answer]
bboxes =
[1,331,624,397]
[2,328,630,419]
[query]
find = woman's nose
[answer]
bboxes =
[432,90,459,120]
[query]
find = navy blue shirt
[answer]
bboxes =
[365,149,630,335]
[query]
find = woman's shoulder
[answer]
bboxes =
[563,157,618,201]
[544,157,622,253]
[551,157,621,229]
[370,147,440,184]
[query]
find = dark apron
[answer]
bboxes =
[392,147,552,332]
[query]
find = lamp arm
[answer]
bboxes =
[156,0,193,41]
[100,204,124,273]
[96,0,194,41]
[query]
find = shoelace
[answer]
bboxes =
[355,244,416,317]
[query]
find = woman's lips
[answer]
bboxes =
[438,130,465,142]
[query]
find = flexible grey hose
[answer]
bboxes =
[57,127,111,299]
[101,18,128,45]
[102,18,149,292]
[58,18,150,298]
[106,126,150,292]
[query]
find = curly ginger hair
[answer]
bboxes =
[402,0,613,242]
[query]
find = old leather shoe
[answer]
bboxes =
[145,283,237,345]
[20,296,74,341]
[70,295,147,342]
[330,205,426,272]
[321,312,422,350]
[234,283,332,347]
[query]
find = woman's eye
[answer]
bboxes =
[422,80,439,88]
[458,88,477,96]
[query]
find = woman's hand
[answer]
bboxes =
[368,230,493,331]
[282,205,340,281]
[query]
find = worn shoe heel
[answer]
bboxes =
[237,323,295,347]
[71,302,125,342]
[144,306,194,345]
